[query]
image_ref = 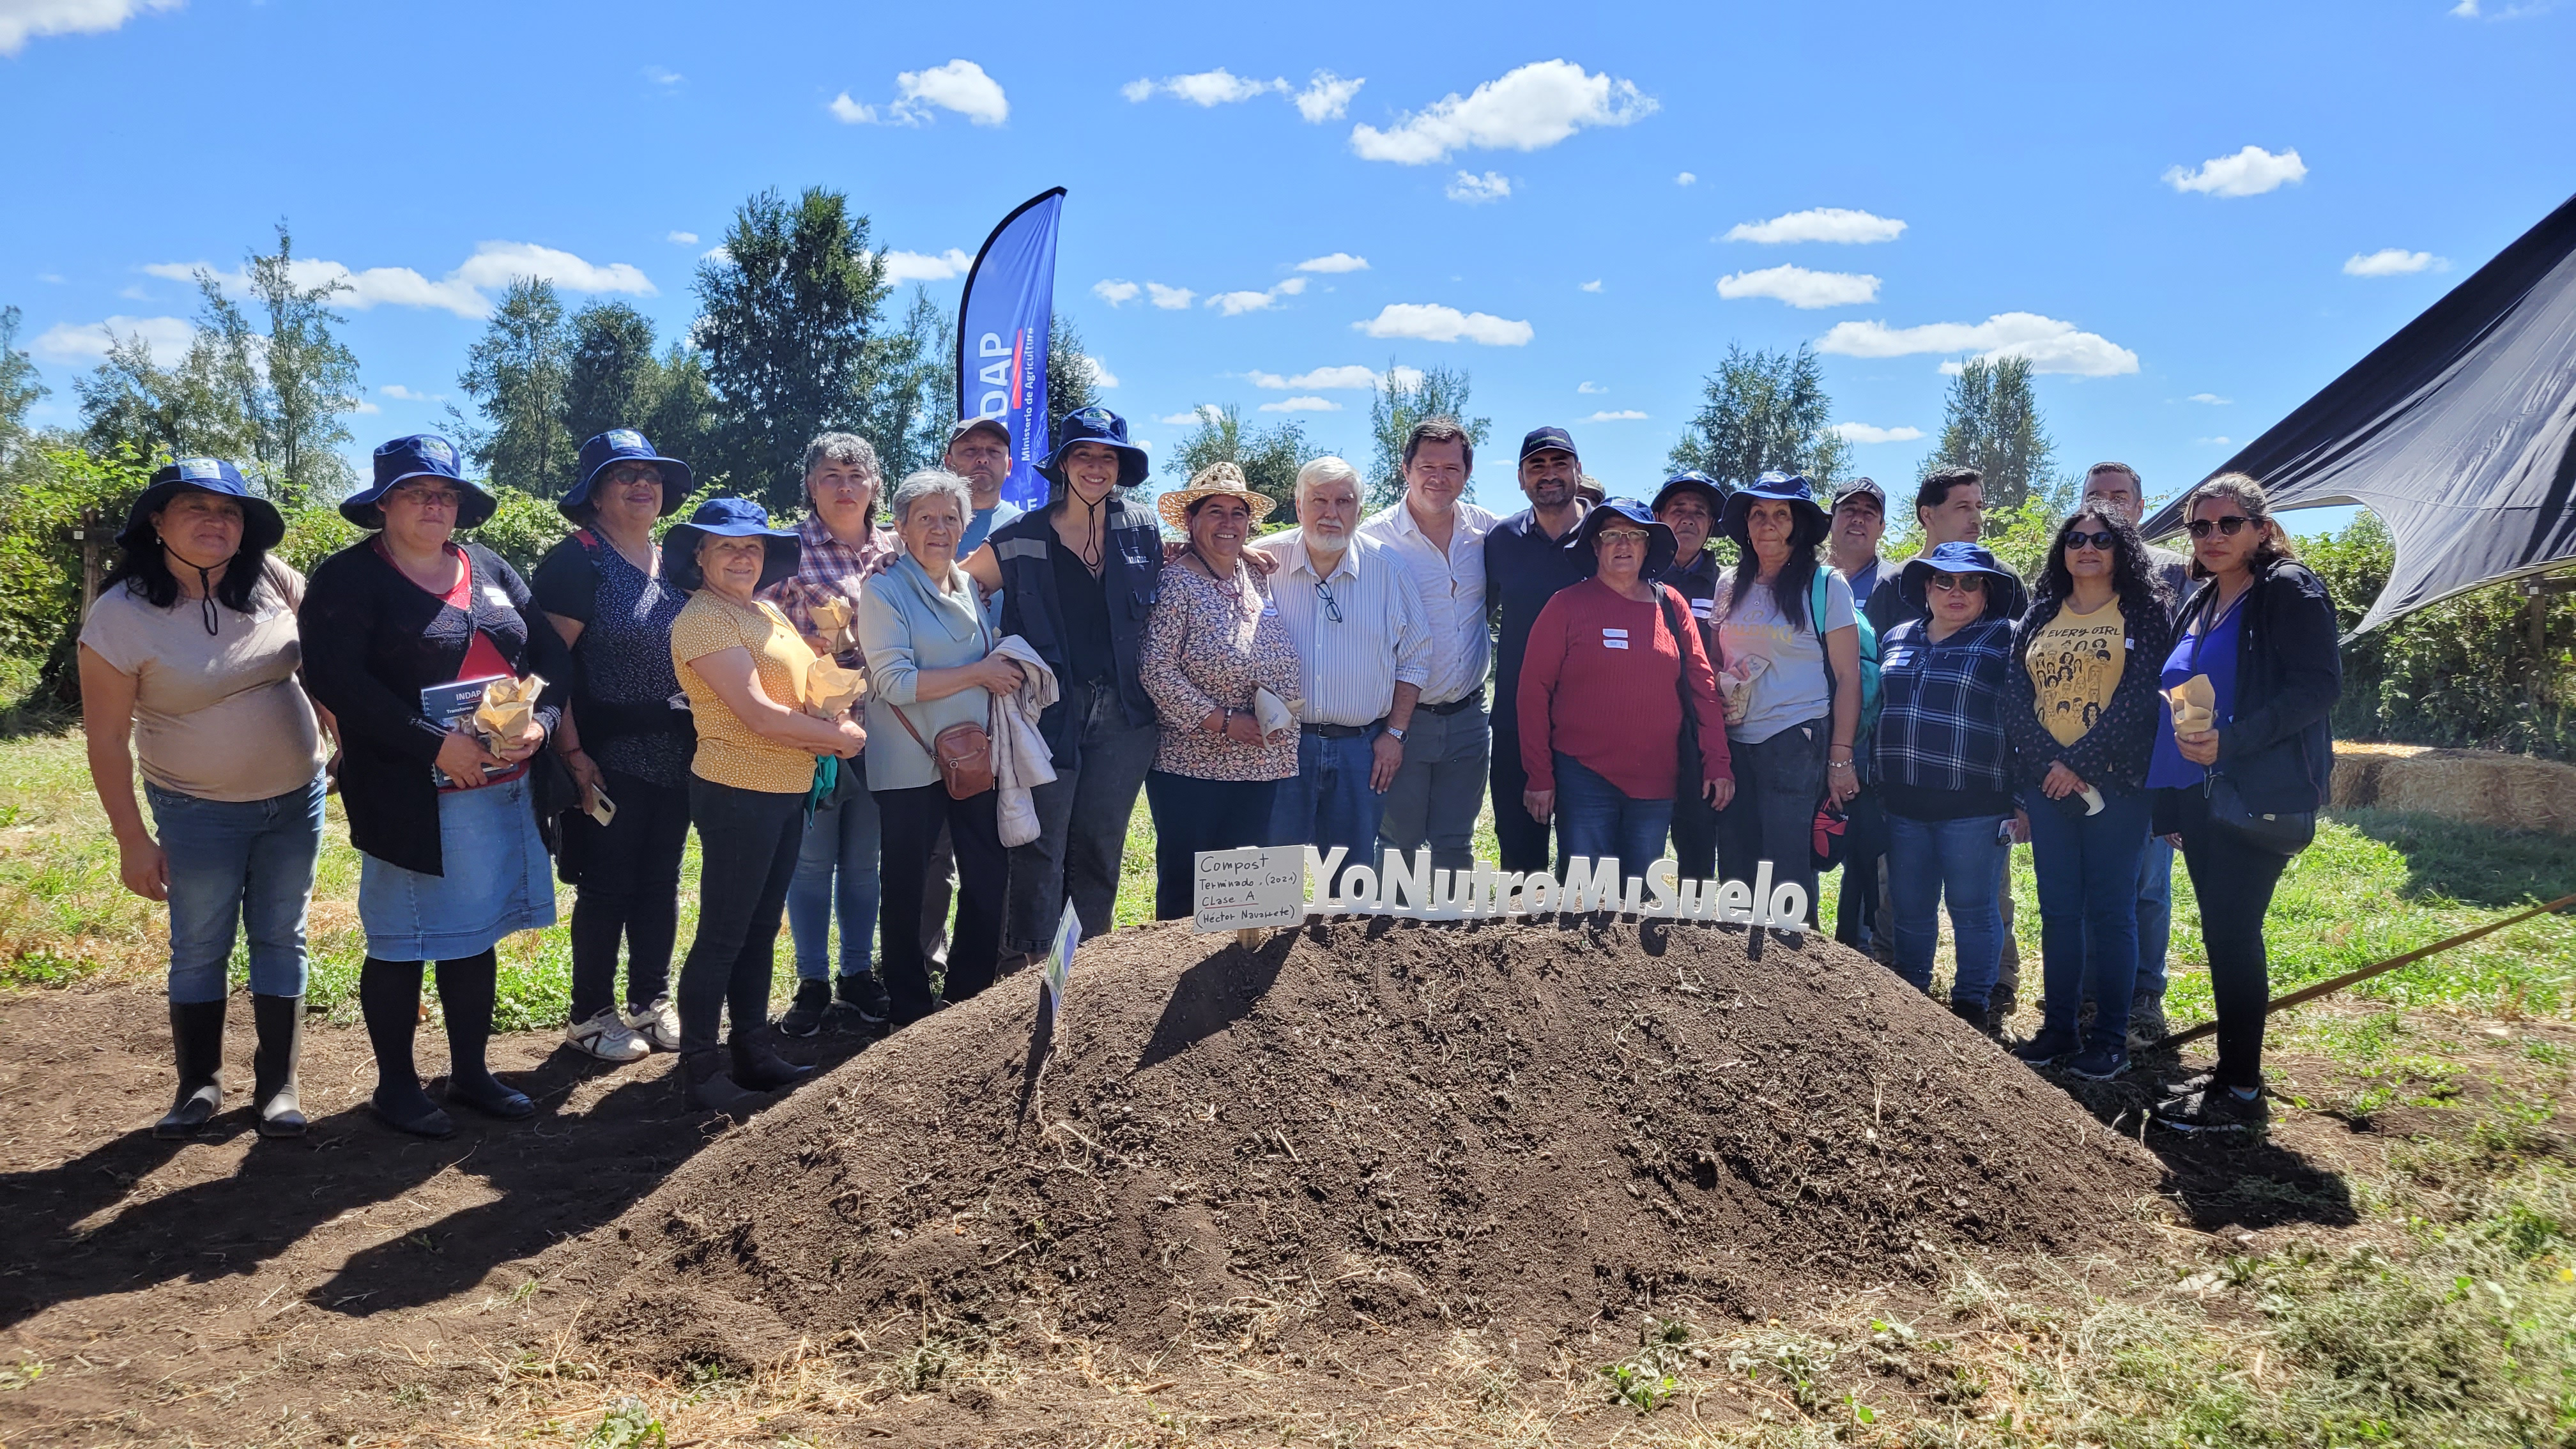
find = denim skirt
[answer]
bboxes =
[358,774,558,961]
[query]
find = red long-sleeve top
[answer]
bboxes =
[1517,578,1731,799]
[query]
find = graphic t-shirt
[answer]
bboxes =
[2027,599,2126,747]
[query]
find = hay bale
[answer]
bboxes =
[2333,742,2576,835]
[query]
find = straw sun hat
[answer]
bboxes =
[1156,461,1278,532]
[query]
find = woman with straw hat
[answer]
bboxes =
[1137,463,1301,919]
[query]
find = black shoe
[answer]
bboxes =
[155,999,227,1138]
[447,1070,534,1119]
[2012,1027,2079,1065]
[778,978,832,1038]
[731,1026,816,1092]
[834,970,893,1025]
[1983,992,2019,1036]
[2159,1067,2220,1098]
[249,993,307,1138]
[1948,996,1997,1038]
[2126,992,2171,1051]
[2064,1044,2128,1082]
[680,1049,768,1117]
[2154,1084,2270,1134]
[373,1081,455,1138]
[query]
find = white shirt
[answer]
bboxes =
[1358,495,1497,706]
[1266,530,1432,727]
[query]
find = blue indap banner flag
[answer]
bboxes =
[954,188,1066,511]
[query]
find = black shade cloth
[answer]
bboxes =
[2144,191,2576,636]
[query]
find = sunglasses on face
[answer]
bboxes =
[2065,530,2119,551]
[1926,573,1988,594]
[2186,515,2255,539]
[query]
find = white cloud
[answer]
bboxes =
[1355,302,1533,346]
[1716,263,1881,309]
[1146,282,1197,310]
[1259,396,1340,413]
[1295,252,1368,273]
[834,59,1009,126]
[2187,392,2232,405]
[1293,71,1363,122]
[1080,356,1117,390]
[1446,170,1512,203]
[701,245,732,264]
[1274,276,1308,296]
[1576,381,1607,394]
[452,241,654,296]
[1245,370,1289,388]
[2198,436,2234,447]
[1118,78,1152,102]
[144,242,654,321]
[1386,365,1425,390]
[1137,67,1284,105]
[1349,59,1655,165]
[1579,279,1603,293]
[2446,1,2545,18]
[1161,405,1225,426]
[379,384,444,402]
[879,247,972,284]
[351,397,381,415]
[117,284,147,300]
[1722,207,1907,245]
[0,0,180,56]
[1816,311,2140,378]
[33,314,193,364]
[1583,410,1648,422]
[666,231,698,245]
[1208,289,1279,316]
[642,66,682,87]
[2163,145,2307,197]
[1830,422,1926,445]
[1675,171,1696,186]
[1092,279,1142,306]
[2343,248,2448,277]
[1247,364,1382,390]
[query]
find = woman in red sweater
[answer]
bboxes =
[1517,498,1733,874]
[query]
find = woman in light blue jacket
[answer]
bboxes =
[852,469,1025,1029]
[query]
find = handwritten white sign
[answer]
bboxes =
[1297,847,1811,928]
[1192,846,1308,932]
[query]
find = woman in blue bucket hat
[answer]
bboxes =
[298,434,565,1138]
[528,429,696,1067]
[960,406,1164,973]
[78,458,330,1138]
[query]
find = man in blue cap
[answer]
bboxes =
[1654,470,1728,877]
[1483,424,1593,873]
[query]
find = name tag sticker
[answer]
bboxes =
[1603,635,1629,650]
[1602,627,1628,638]
[1261,603,1278,617]
[482,586,512,610]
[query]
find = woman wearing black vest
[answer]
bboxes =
[961,407,1162,965]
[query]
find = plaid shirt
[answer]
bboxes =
[761,513,900,664]
[1871,615,2016,795]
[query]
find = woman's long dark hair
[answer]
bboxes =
[100,505,270,616]
[1722,507,1830,632]
[2027,505,2170,638]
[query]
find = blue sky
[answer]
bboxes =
[4,0,2570,526]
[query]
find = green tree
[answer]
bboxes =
[241,225,362,503]
[0,307,43,469]
[1165,404,1319,515]
[693,187,893,512]
[1922,355,2060,512]
[1045,313,1098,424]
[454,277,574,496]
[643,343,717,479]
[560,300,662,448]
[1667,343,1848,492]
[1365,364,1489,510]
[75,286,259,470]
[855,286,948,485]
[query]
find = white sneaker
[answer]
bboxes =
[566,1007,651,1062]
[624,995,682,1053]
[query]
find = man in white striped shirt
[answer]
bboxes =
[1358,419,1499,874]
[1259,456,1432,864]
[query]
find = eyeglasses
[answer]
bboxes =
[2186,515,2254,539]
[1597,528,1651,546]
[392,487,461,509]
[1926,573,1988,594]
[1314,578,1343,624]
[2065,530,2119,551]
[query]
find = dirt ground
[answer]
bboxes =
[1,921,2568,1447]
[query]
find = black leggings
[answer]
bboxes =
[675,779,806,1054]
[359,949,504,1091]
[564,767,690,1023]
[2173,787,2291,1089]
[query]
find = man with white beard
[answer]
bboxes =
[1258,456,1432,863]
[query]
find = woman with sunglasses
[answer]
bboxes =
[2144,475,2340,1133]
[2002,509,2175,1080]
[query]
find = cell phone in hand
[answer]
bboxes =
[586,784,617,827]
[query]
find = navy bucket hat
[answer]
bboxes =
[1651,469,1729,519]
[663,497,801,593]
[1038,406,1149,491]
[562,428,693,521]
[342,434,498,530]
[1897,540,2022,619]
[1716,470,1831,542]
[1565,496,1679,581]
[116,456,286,555]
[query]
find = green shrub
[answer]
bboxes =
[0,445,151,662]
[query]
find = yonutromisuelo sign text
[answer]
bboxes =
[1192,845,1811,931]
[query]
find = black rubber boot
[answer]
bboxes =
[1949,995,1998,1039]
[435,952,533,1119]
[249,993,307,1137]
[730,1025,816,1092]
[680,1048,769,1117]
[360,957,453,1138]
[154,998,227,1139]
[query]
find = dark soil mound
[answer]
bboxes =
[570,917,2163,1367]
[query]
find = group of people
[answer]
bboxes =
[79,401,2338,1142]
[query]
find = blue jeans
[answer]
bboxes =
[1552,754,1674,876]
[2135,832,2175,998]
[1005,680,1158,954]
[146,773,326,1003]
[2026,792,2152,1051]
[1269,728,1388,863]
[786,763,882,983]
[1885,810,2009,1008]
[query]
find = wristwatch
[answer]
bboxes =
[1384,726,1407,742]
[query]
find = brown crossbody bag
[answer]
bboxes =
[888,608,1000,800]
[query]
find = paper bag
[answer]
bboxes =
[806,655,868,719]
[1715,653,1770,726]
[2165,673,2216,736]
[1252,686,1294,739]
[806,593,858,654]
[472,674,545,747]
